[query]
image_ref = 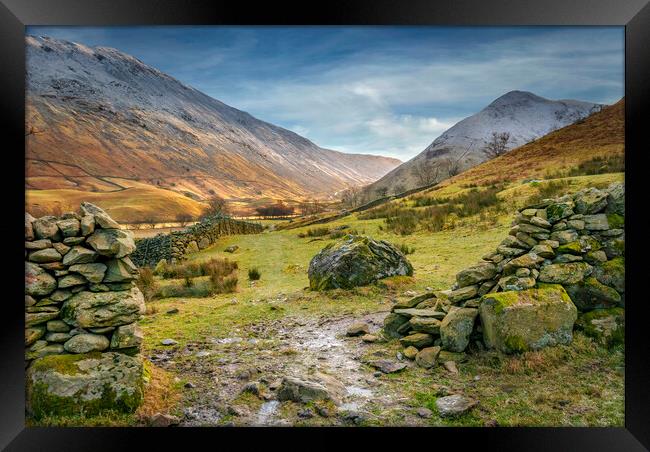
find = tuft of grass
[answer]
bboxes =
[248,267,261,281]
[136,267,159,302]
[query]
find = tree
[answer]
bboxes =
[255,201,295,218]
[481,132,511,159]
[175,212,194,227]
[142,215,157,229]
[411,158,443,187]
[300,199,325,216]
[340,186,362,208]
[201,194,230,219]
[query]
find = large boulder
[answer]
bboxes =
[308,235,413,290]
[25,262,57,297]
[61,286,145,328]
[87,229,136,258]
[440,307,478,352]
[479,284,578,353]
[26,352,143,417]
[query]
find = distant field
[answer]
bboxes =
[25,178,207,223]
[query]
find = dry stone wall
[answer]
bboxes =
[25,203,146,417]
[131,216,263,267]
[383,183,625,361]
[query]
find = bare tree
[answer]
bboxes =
[376,187,389,198]
[481,132,511,159]
[411,158,443,187]
[142,216,157,229]
[393,184,406,195]
[444,142,474,177]
[175,212,194,227]
[300,199,325,216]
[201,194,230,219]
[341,186,362,208]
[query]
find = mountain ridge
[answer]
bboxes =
[365,90,604,196]
[25,35,401,206]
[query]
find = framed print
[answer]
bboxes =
[2,0,649,449]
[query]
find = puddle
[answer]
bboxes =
[256,400,280,425]
[211,337,243,344]
[347,386,373,397]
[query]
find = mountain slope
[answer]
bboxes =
[366,90,603,195]
[25,35,401,209]
[424,97,624,193]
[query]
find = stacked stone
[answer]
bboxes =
[383,183,625,361]
[131,216,263,267]
[25,203,146,417]
[25,202,145,361]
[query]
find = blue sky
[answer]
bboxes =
[28,26,624,160]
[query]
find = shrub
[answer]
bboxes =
[305,227,330,237]
[209,273,238,294]
[183,276,194,287]
[248,267,261,281]
[160,258,238,279]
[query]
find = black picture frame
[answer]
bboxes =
[2,0,649,449]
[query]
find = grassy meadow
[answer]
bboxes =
[32,170,625,427]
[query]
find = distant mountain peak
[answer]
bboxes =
[366,89,604,195]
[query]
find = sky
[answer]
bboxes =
[27,26,624,161]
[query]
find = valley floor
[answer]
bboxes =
[32,174,625,427]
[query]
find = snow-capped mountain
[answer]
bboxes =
[25,35,401,201]
[367,90,604,195]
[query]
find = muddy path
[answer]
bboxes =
[147,310,420,426]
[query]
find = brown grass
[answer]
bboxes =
[135,361,182,423]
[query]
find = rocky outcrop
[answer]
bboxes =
[308,235,414,290]
[25,203,145,417]
[382,183,624,357]
[130,215,263,267]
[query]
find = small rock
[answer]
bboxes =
[361,334,380,343]
[436,394,478,417]
[166,308,179,314]
[149,413,180,427]
[161,338,178,346]
[368,360,407,374]
[241,382,260,396]
[416,407,432,419]
[346,322,370,337]
[184,382,196,389]
[297,408,314,419]
[443,361,459,374]
[403,346,419,360]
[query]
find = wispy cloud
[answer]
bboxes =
[27,26,624,160]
